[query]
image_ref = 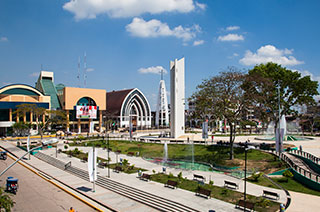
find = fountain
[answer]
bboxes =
[163,142,168,163]
[257,115,312,141]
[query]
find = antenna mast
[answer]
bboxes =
[84,52,87,88]
[77,56,81,88]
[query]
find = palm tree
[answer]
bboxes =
[0,187,15,211]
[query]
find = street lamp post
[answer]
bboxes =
[243,142,254,211]
[107,133,110,178]
[244,145,248,211]
[0,139,56,177]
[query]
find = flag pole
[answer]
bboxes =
[93,145,95,192]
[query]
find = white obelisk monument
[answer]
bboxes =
[170,57,185,138]
[156,70,169,127]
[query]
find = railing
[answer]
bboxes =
[263,174,291,209]
[288,149,320,165]
[280,153,320,183]
[64,161,71,170]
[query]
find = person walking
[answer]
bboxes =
[69,207,75,212]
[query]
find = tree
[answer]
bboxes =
[0,187,15,212]
[299,101,320,135]
[12,122,31,136]
[190,68,249,159]
[13,104,67,139]
[243,62,319,132]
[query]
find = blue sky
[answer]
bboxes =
[1,0,320,109]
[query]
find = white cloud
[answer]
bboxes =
[228,53,239,59]
[239,45,304,66]
[126,17,201,41]
[86,68,94,72]
[0,37,8,42]
[138,66,167,75]
[63,0,196,20]
[195,2,206,10]
[193,40,204,46]
[218,33,244,42]
[226,26,240,31]
[29,72,39,77]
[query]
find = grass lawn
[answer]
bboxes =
[248,176,320,196]
[151,173,279,212]
[68,139,287,173]
[61,149,147,174]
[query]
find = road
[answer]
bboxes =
[0,157,95,212]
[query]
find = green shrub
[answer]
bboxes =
[250,172,263,182]
[220,188,229,196]
[152,169,156,174]
[257,197,271,207]
[177,172,183,180]
[283,170,293,178]
[64,145,68,150]
[68,150,73,156]
[78,135,84,140]
[169,172,174,178]
[209,180,214,185]
[122,159,129,166]
[73,148,80,155]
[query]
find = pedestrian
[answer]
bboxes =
[299,145,302,151]
[280,203,285,212]
[69,207,75,212]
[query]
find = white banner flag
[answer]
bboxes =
[27,135,30,153]
[88,148,97,182]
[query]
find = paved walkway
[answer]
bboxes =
[4,136,320,211]
[287,191,320,212]
[283,153,318,175]
[1,141,239,212]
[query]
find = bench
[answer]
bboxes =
[235,200,255,211]
[113,166,123,173]
[140,173,151,181]
[224,180,239,190]
[98,162,107,168]
[81,157,87,163]
[262,190,280,200]
[127,152,134,157]
[193,174,206,182]
[164,180,178,189]
[195,187,211,199]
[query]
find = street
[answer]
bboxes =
[0,156,95,212]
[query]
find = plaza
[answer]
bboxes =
[1,134,320,211]
[1,1,320,211]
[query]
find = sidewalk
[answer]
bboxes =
[1,141,239,212]
[68,146,287,203]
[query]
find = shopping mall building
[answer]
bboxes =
[0,71,152,136]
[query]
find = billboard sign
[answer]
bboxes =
[76,106,97,119]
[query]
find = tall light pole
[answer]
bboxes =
[0,139,57,177]
[277,84,282,157]
[243,143,254,211]
[107,133,110,178]
[244,144,248,211]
